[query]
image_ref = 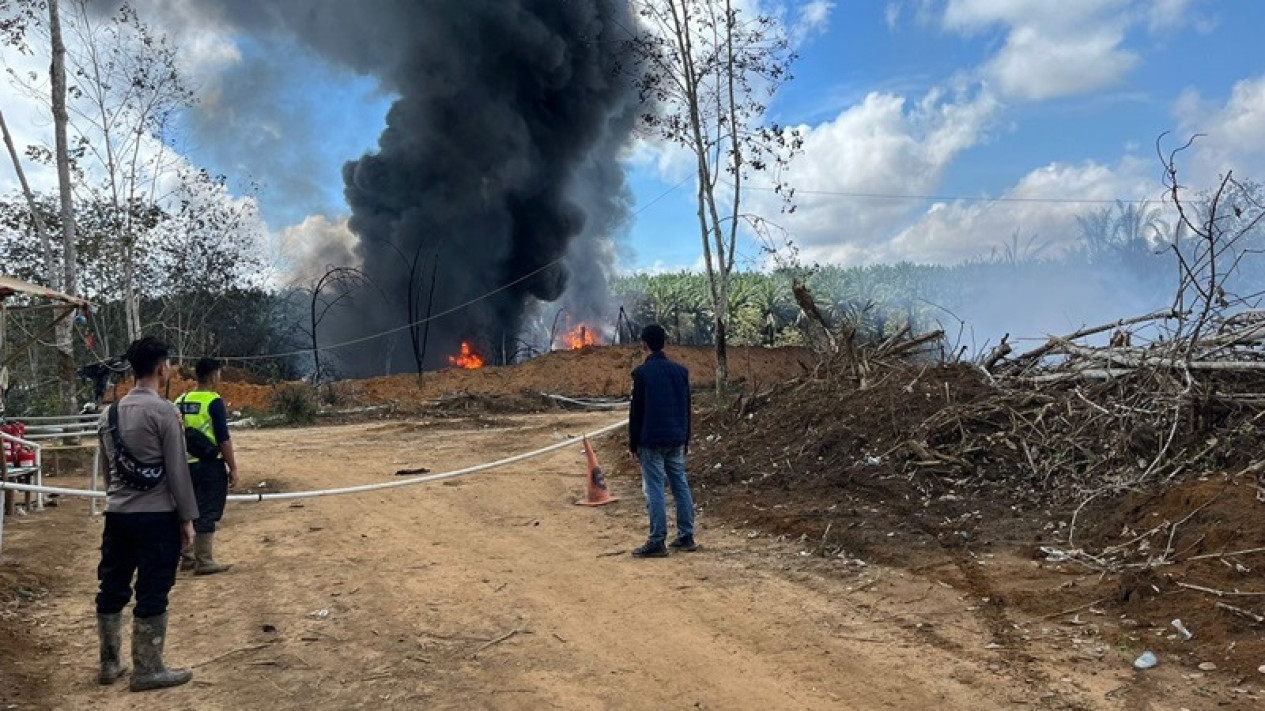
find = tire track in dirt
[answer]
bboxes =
[950,553,1094,711]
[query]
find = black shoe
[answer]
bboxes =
[669,536,699,552]
[632,541,669,558]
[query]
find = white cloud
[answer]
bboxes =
[886,156,1154,263]
[622,134,696,186]
[883,0,939,30]
[1148,0,1192,30]
[129,0,242,84]
[1174,75,1265,186]
[748,87,1000,264]
[885,3,902,31]
[986,25,1137,101]
[943,0,1138,101]
[746,69,1265,269]
[795,1,835,41]
[0,0,244,200]
[618,257,708,277]
[748,0,1251,269]
[0,53,59,197]
[1147,0,1216,34]
[943,0,1127,33]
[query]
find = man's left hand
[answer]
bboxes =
[228,467,239,489]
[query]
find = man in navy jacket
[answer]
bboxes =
[628,324,698,557]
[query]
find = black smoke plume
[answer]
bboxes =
[198,0,636,375]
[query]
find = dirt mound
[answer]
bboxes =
[353,344,810,405]
[688,361,1265,680]
[693,363,999,506]
[110,345,813,413]
[690,369,970,572]
[694,359,1265,509]
[1062,476,1265,679]
[107,375,286,413]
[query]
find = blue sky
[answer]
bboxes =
[4,0,1264,278]
[612,0,1265,271]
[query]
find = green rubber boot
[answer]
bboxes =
[129,613,192,692]
[97,612,129,684]
[193,532,231,575]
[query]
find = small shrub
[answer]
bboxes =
[271,383,318,425]
[320,381,362,407]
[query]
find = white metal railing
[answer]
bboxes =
[24,430,97,442]
[1,431,44,512]
[5,415,102,513]
[17,414,99,442]
[10,414,99,422]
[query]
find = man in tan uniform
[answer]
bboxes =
[96,336,199,692]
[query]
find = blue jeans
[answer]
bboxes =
[638,445,695,545]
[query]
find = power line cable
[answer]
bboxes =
[210,174,695,363]
[741,184,1166,205]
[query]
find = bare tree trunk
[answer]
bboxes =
[711,0,745,395]
[123,242,141,341]
[309,283,322,382]
[666,0,731,394]
[639,0,796,393]
[0,110,57,286]
[49,0,78,415]
[713,313,728,390]
[418,254,440,372]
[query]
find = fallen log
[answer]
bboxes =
[1057,341,1265,371]
[1016,369,1134,383]
[982,334,1012,371]
[1004,310,1177,372]
[884,330,945,358]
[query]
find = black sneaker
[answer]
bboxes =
[669,536,699,552]
[632,541,669,558]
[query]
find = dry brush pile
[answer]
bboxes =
[696,160,1265,571]
[684,150,1265,676]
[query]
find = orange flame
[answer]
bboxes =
[561,323,599,350]
[448,342,485,369]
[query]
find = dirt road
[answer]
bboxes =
[1,412,1253,709]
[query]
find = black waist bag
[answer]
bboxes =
[107,404,166,491]
[184,428,220,463]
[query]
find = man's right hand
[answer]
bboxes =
[180,520,195,550]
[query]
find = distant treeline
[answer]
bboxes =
[7,198,1264,414]
[612,197,1265,351]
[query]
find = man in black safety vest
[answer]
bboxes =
[174,358,239,575]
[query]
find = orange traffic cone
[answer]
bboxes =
[575,436,618,506]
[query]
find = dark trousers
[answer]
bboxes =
[96,511,180,618]
[191,459,228,534]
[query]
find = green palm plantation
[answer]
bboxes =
[613,265,944,348]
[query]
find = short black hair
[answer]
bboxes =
[125,337,169,378]
[195,357,223,381]
[640,323,667,352]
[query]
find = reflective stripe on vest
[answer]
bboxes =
[175,390,221,460]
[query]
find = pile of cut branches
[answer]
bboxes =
[704,150,1265,520]
[897,307,1265,501]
